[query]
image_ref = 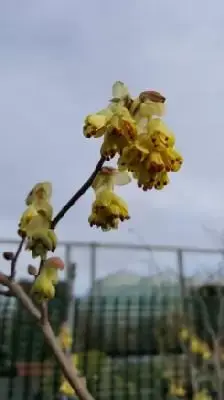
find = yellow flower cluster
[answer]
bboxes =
[88,166,130,231]
[169,382,186,397]
[57,323,73,352]
[179,327,212,360]
[30,257,64,303]
[194,389,212,400]
[84,81,183,192]
[57,325,81,397]
[18,182,57,258]
[58,354,84,397]
[170,382,211,400]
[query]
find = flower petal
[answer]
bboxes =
[112,81,129,99]
[114,171,131,186]
[139,102,165,117]
[87,114,107,129]
[26,182,52,205]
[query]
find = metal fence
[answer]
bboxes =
[0,292,223,399]
[0,294,186,400]
[0,240,224,399]
[1,239,224,294]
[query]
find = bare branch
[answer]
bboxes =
[0,273,95,400]
[40,302,48,325]
[51,156,105,228]
[10,237,25,279]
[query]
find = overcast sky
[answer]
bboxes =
[1,1,224,293]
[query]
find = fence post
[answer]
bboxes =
[64,243,72,273]
[177,249,194,390]
[67,263,77,332]
[64,244,76,331]
[177,249,187,309]
[90,243,97,296]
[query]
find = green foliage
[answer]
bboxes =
[76,350,107,378]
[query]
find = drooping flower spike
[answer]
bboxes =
[18,181,57,258]
[88,167,131,231]
[30,257,64,303]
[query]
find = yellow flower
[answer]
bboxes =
[100,129,129,160]
[30,273,55,303]
[83,110,110,138]
[190,337,202,353]
[32,199,53,221]
[58,323,73,351]
[84,90,137,159]
[26,228,57,258]
[133,165,157,191]
[83,81,131,139]
[170,382,186,397]
[89,167,130,231]
[59,379,76,396]
[161,147,183,172]
[146,151,165,172]
[19,206,52,240]
[154,171,170,190]
[202,349,212,360]
[30,257,64,303]
[19,182,54,247]
[89,190,130,231]
[194,390,212,400]
[59,353,83,396]
[89,209,119,231]
[199,342,212,359]
[147,118,175,150]
[179,328,189,340]
[26,182,52,206]
[18,205,39,237]
[110,81,130,104]
[99,104,137,159]
[118,141,149,172]
[118,115,183,191]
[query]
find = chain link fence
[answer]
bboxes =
[0,240,224,399]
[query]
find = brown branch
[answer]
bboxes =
[40,302,48,324]
[0,273,95,400]
[51,156,105,229]
[10,237,25,279]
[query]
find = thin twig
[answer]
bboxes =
[0,272,95,400]
[38,257,46,276]
[51,156,105,229]
[10,237,25,279]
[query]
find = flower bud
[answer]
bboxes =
[3,252,14,261]
[139,90,166,103]
[27,265,38,276]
